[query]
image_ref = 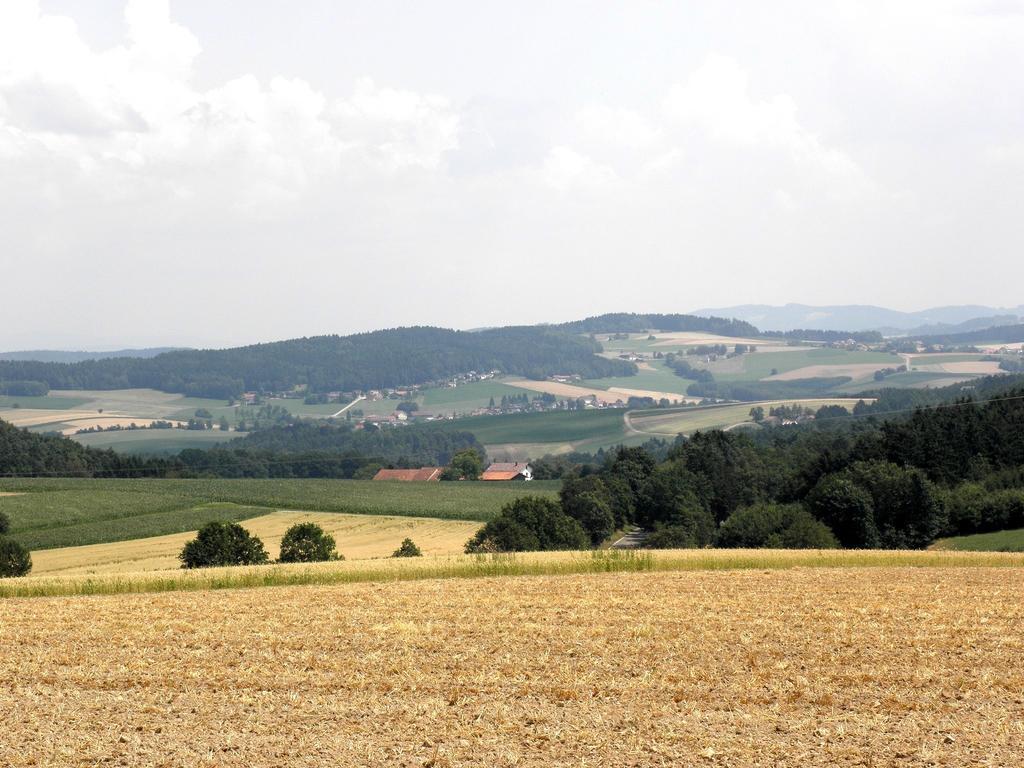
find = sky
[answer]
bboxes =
[1,0,1023,349]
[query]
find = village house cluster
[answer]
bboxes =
[373,462,533,482]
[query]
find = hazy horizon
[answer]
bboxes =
[3,1,1023,348]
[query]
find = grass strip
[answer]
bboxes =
[3,548,1024,599]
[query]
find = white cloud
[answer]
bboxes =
[575,104,660,150]
[0,0,461,213]
[332,78,461,171]
[540,146,617,192]
[0,2,1022,347]
[663,54,867,189]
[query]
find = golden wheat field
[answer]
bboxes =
[1,565,1022,767]
[30,512,483,576]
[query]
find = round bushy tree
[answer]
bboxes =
[0,538,32,578]
[279,522,340,563]
[392,538,423,557]
[644,525,701,549]
[179,521,270,568]
[716,504,838,549]
[805,475,878,548]
[560,476,616,545]
[0,511,10,535]
[465,496,589,553]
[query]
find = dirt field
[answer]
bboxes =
[763,363,884,381]
[0,408,99,428]
[58,417,187,435]
[651,332,766,347]
[0,492,22,497]
[505,377,692,405]
[0,409,185,433]
[606,386,695,404]
[913,361,1003,375]
[1,567,1021,766]
[30,512,483,576]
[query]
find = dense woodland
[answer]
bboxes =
[914,322,1024,346]
[476,375,1024,551]
[0,419,481,479]
[557,313,760,337]
[0,314,918,402]
[0,326,636,399]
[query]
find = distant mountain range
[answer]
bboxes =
[691,304,1024,335]
[0,348,185,363]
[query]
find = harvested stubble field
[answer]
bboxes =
[1,564,1022,767]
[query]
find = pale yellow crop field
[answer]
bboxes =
[506,378,693,405]
[914,360,1003,375]
[650,331,767,346]
[628,398,865,436]
[1,566,1021,767]
[504,378,630,403]
[30,512,483,576]
[763,363,885,381]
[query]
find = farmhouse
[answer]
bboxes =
[372,467,443,481]
[481,462,533,481]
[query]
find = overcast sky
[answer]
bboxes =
[2,1,1023,349]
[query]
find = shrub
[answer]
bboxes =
[560,476,616,545]
[716,504,839,549]
[805,475,878,548]
[636,463,716,546]
[179,521,270,568]
[946,484,1024,536]
[393,538,423,557]
[644,525,703,549]
[465,496,589,553]
[0,511,9,535]
[279,522,340,563]
[0,538,32,578]
[449,448,484,480]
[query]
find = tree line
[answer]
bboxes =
[471,379,1024,553]
[0,419,483,479]
[0,326,635,399]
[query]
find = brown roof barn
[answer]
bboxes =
[373,467,443,482]
[480,462,533,481]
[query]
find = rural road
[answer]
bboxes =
[330,396,366,418]
[622,410,677,437]
[611,529,649,549]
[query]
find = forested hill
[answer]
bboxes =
[0,420,154,478]
[557,313,760,337]
[0,326,635,399]
[913,323,1024,347]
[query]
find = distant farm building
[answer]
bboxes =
[481,462,533,481]
[373,467,443,482]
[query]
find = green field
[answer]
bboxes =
[418,380,527,414]
[933,528,1024,552]
[0,478,560,550]
[905,354,986,366]
[0,394,90,410]
[838,371,975,394]
[443,408,628,444]
[72,429,240,454]
[581,361,694,396]
[710,348,898,382]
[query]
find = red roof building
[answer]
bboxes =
[480,462,533,481]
